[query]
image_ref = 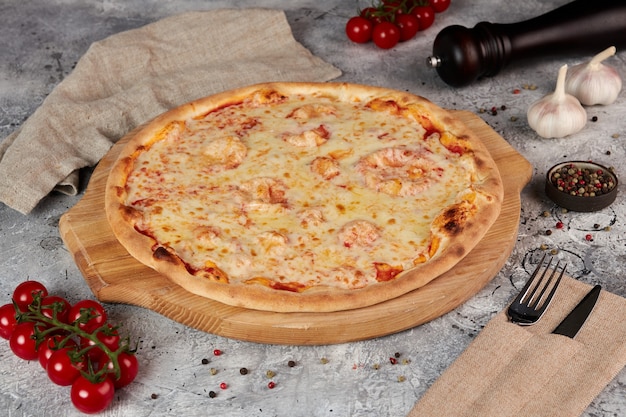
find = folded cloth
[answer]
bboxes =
[0,9,341,214]
[408,276,626,417]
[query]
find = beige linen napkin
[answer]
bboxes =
[0,9,341,214]
[408,276,626,417]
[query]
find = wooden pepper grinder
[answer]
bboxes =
[427,0,626,87]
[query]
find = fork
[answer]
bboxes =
[507,254,566,325]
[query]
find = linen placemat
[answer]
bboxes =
[408,276,626,417]
[0,9,341,214]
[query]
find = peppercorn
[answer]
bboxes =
[151,393,158,400]
[545,230,552,236]
[591,116,598,122]
[213,349,222,356]
[240,367,248,375]
[287,360,296,368]
[266,370,276,378]
[219,382,228,390]
[201,358,209,365]
[550,163,616,197]
[209,391,217,398]
[389,357,397,365]
[268,381,276,389]
[394,352,401,358]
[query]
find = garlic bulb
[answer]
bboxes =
[527,65,587,139]
[565,46,622,105]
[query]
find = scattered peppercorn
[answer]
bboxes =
[209,391,217,398]
[398,375,406,382]
[540,244,548,250]
[389,357,397,365]
[556,221,564,229]
[594,223,601,229]
[268,381,276,389]
[545,230,552,236]
[513,89,521,94]
[219,382,228,390]
[201,358,209,365]
[151,393,158,400]
[240,367,248,375]
[373,363,380,370]
[591,116,598,122]
[611,133,619,139]
[287,360,296,368]
[585,234,593,241]
[550,248,559,255]
[266,370,276,378]
[210,368,218,375]
[542,211,550,217]
[604,226,611,231]
[320,357,329,364]
[394,352,401,358]
[402,359,411,365]
[213,349,222,356]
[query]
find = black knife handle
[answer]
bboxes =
[427,0,626,87]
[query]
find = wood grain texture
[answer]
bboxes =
[59,110,532,345]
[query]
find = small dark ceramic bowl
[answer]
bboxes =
[545,161,618,212]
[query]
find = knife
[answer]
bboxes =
[552,284,601,338]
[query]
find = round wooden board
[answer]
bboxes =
[59,110,531,345]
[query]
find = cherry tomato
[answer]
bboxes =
[372,21,401,49]
[396,13,420,41]
[103,352,139,388]
[12,280,48,310]
[80,324,120,361]
[382,0,404,15]
[359,7,378,19]
[71,376,115,414]
[0,303,18,340]
[38,334,77,370]
[428,0,451,13]
[47,347,84,386]
[68,300,108,333]
[411,5,436,31]
[345,16,373,44]
[9,321,40,360]
[41,295,71,324]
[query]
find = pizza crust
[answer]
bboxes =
[105,82,503,313]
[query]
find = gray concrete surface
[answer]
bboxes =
[1,1,625,416]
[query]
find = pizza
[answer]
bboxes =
[105,82,503,313]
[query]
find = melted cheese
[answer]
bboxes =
[124,94,477,289]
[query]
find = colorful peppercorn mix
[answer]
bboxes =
[550,163,616,197]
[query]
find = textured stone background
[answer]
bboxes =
[1,1,625,416]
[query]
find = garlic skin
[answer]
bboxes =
[565,46,622,105]
[527,65,587,138]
